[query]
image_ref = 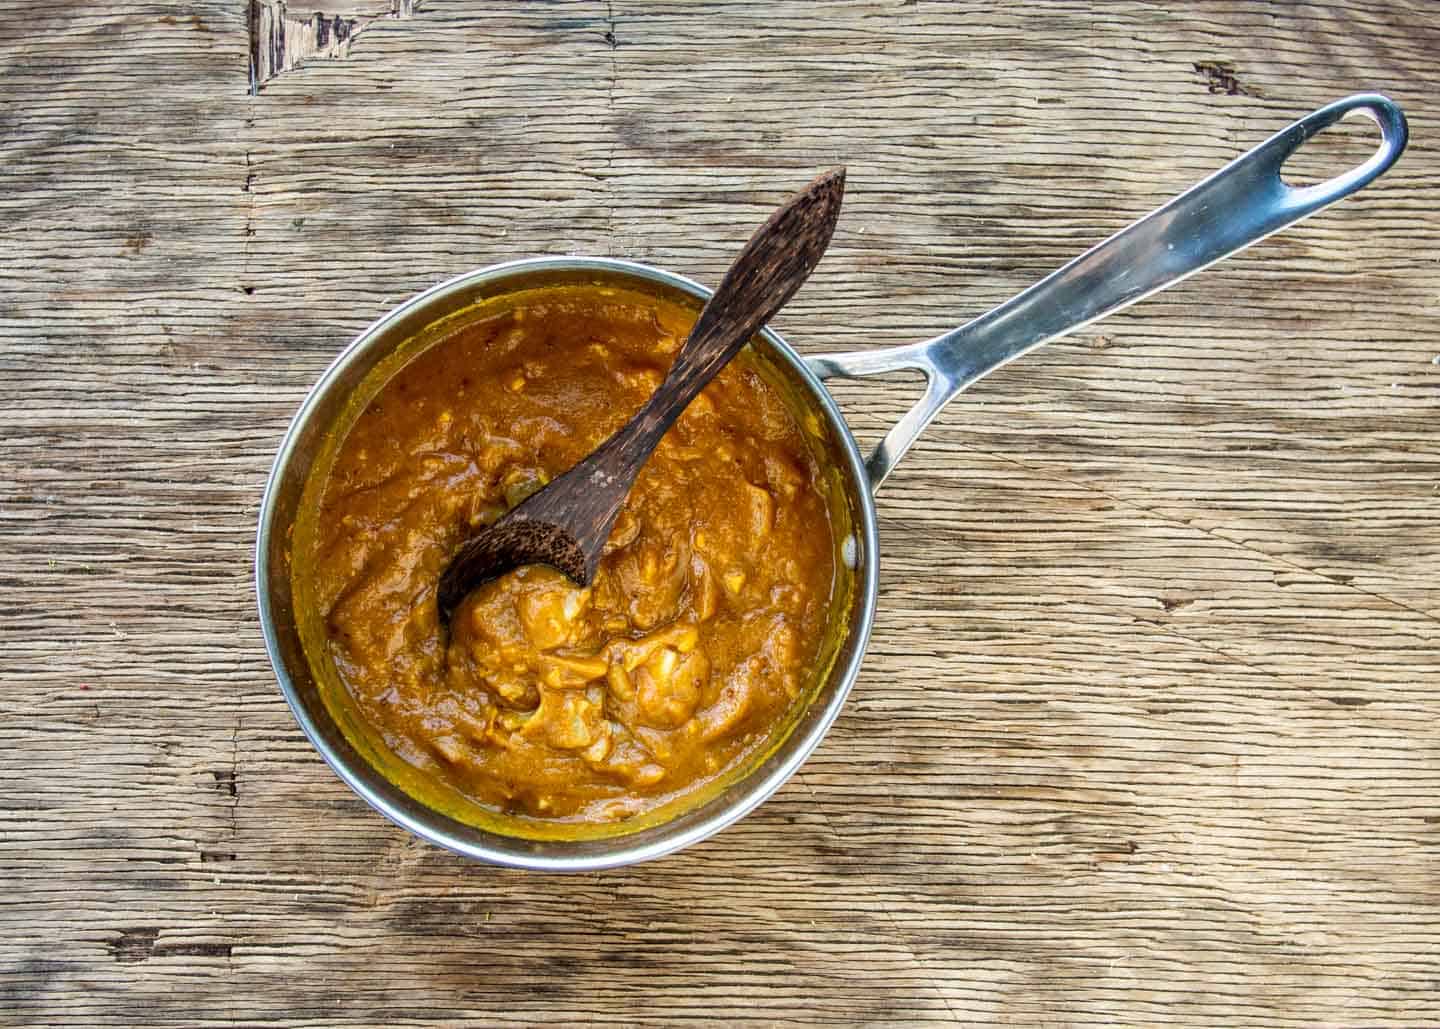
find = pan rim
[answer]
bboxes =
[255,255,882,870]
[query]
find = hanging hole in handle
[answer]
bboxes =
[814,365,931,448]
[1279,106,1389,189]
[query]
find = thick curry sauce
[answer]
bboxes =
[308,285,837,824]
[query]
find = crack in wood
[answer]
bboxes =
[228,717,241,837]
[603,0,619,256]
[109,928,234,964]
[954,441,1440,631]
[796,772,966,1024]
[1193,60,1258,97]
[211,768,237,798]
[248,0,419,94]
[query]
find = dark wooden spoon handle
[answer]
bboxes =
[450,168,847,601]
[631,167,846,448]
[552,168,845,575]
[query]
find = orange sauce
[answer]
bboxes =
[308,285,836,823]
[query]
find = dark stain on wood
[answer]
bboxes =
[1193,59,1258,96]
[211,769,238,797]
[110,927,160,964]
[109,928,233,964]
[159,942,234,960]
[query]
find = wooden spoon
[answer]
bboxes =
[436,168,846,627]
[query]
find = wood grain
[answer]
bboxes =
[3,1,1438,1025]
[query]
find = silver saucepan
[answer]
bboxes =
[257,95,1407,869]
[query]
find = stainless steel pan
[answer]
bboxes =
[257,95,1407,869]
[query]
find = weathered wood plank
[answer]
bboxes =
[2,1,1438,1025]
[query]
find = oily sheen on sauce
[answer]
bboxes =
[308,285,837,824]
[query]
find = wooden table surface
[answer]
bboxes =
[5,2,1438,1025]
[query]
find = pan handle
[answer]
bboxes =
[806,93,1408,492]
